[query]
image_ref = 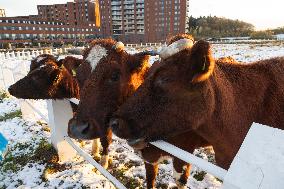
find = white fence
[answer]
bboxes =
[2,57,283,189]
[125,42,164,48]
[0,48,73,61]
[0,43,161,61]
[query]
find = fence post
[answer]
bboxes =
[16,51,21,59]
[47,99,77,161]
[20,100,38,120]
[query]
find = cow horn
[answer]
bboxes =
[159,38,194,60]
[113,41,125,52]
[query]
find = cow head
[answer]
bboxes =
[68,39,152,140]
[110,39,216,147]
[8,55,80,99]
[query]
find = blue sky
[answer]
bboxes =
[1,0,283,30]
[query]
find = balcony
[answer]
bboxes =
[124,5,134,10]
[123,0,134,5]
[112,12,122,16]
[136,15,144,19]
[136,5,144,8]
[124,10,134,14]
[112,21,122,25]
[111,1,121,6]
[112,6,122,11]
[137,20,144,24]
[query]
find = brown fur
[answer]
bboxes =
[58,56,83,76]
[112,39,284,170]
[8,55,81,99]
[216,56,239,64]
[68,37,211,188]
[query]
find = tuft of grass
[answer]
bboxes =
[155,182,168,189]
[0,138,67,178]
[0,90,9,102]
[36,121,50,132]
[193,171,207,181]
[0,110,22,122]
[110,167,143,189]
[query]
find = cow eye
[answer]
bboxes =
[110,71,120,82]
[155,77,171,87]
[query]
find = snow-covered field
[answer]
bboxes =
[0,42,284,189]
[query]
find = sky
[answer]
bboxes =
[190,0,284,30]
[1,0,283,30]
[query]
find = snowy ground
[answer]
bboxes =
[0,41,284,189]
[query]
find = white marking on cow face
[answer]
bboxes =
[36,56,47,63]
[86,45,108,71]
[39,65,46,69]
[159,38,194,60]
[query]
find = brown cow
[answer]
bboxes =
[111,39,284,170]
[8,55,82,99]
[8,50,104,157]
[68,36,211,188]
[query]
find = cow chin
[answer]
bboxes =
[127,138,147,150]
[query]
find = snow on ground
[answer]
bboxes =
[212,42,284,62]
[0,41,284,189]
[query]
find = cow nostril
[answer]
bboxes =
[110,119,119,129]
[77,123,90,134]
[8,86,13,94]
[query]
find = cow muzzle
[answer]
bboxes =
[68,118,96,140]
[110,117,147,149]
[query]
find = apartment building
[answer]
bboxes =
[144,0,189,42]
[0,0,101,46]
[99,0,189,43]
[37,0,98,26]
[0,17,100,45]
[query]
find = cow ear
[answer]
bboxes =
[57,59,64,67]
[127,52,150,73]
[188,40,215,83]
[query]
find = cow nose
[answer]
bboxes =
[76,122,90,134]
[8,86,14,95]
[68,118,90,136]
[109,118,119,130]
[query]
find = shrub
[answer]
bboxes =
[250,31,275,39]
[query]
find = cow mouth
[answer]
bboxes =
[127,138,147,150]
[68,119,102,140]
